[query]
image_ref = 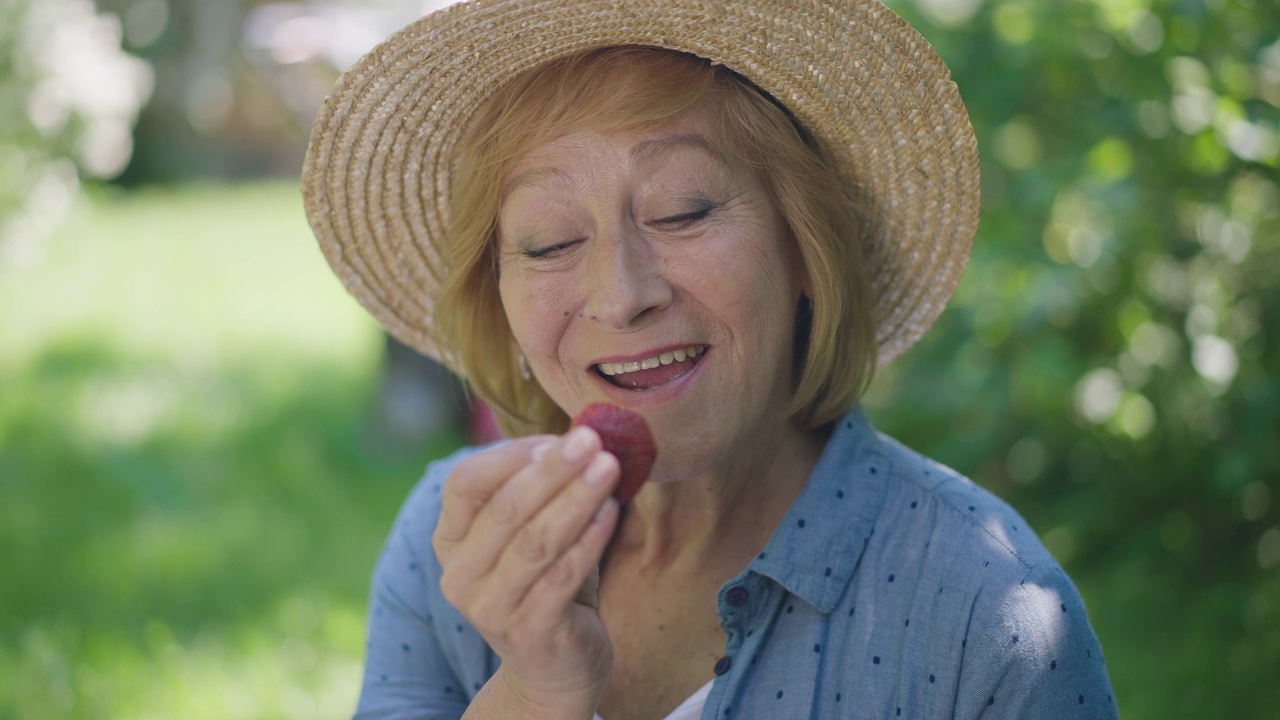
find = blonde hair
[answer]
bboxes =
[436,47,876,436]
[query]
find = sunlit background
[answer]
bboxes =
[1,0,1277,718]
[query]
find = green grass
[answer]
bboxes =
[0,182,462,719]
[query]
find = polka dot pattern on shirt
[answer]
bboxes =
[354,409,1117,720]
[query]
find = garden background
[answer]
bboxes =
[1,0,1277,718]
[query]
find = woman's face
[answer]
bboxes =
[496,108,809,480]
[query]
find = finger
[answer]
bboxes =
[434,435,554,559]
[447,427,604,582]
[519,496,619,622]
[574,560,601,611]
[480,449,619,612]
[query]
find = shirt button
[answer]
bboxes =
[726,586,749,607]
[714,656,732,675]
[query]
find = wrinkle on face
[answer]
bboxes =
[494,109,810,494]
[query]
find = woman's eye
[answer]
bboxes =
[521,239,579,259]
[655,205,713,228]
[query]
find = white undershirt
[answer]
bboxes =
[593,679,713,720]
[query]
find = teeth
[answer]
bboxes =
[597,345,705,376]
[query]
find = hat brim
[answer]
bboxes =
[302,0,980,368]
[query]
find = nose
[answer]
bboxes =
[583,225,672,329]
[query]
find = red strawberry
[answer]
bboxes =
[571,403,656,503]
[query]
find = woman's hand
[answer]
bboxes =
[433,428,621,717]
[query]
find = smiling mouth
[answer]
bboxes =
[594,345,706,390]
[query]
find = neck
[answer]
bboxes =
[603,417,830,576]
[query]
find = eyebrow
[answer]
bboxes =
[501,166,573,204]
[631,132,725,163]
[499,132,726,203]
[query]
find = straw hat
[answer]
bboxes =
[302,0,979,368]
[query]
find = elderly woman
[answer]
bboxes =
[303,1,1116,719]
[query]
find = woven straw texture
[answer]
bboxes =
[302,0,980,368]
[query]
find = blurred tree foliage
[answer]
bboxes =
[2,0,1277,717]
[93,0,319,183]
[0,0,151,265]
[865,0,1279,716]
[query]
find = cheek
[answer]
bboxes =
[499,272,577,355]
[685,233,800,316]
[692,242,803,374]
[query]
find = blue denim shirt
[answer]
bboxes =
[354,409,1117,719]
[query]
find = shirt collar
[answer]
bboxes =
[748,406,891,613]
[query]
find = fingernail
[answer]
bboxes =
[583,453,611,486]
[594,499,614,523]
[531,440,553,462]
[562,426,594,463]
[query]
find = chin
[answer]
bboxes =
[644,431,728,485]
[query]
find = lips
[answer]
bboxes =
[594,344,707,390]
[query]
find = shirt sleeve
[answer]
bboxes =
[954,564,1118,720]
[353,465,471,720]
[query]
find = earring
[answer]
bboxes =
[518,354,532,381]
